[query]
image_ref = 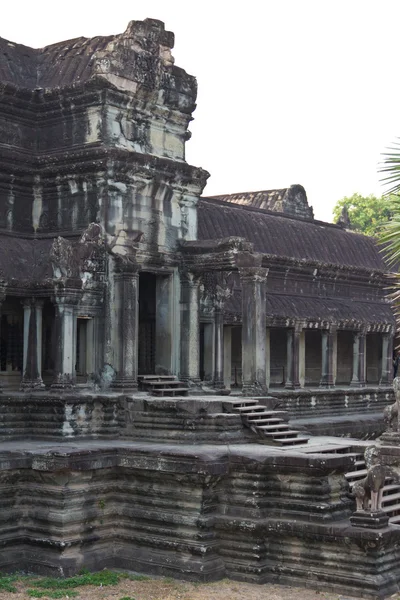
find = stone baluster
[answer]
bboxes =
[239,266,268,396]
[320,326,336,388]
[380,332,393,386]
[180,271,201,386]
[112,266,139,389]
[51,284,82,390]
[20,298,45,390]
[351,330,366,387]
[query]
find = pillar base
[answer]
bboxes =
[50,374,75,391]
[112,379,138,391]
[350,510,389,529]
[213,379,225,390]
[379,432,400,446]
[20,378,45,391]
[350,381,365,388]
[242,382,268,397]
[319,381,335,389]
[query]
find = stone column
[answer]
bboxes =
[380,332,393,385]
[239,267,268,396]
[285,325,302,389]
[51,284,82,390]
[213,299,225,389]
[203,323,214,382]
[180,271,201,386]
[320,326,336,388]
[351,330,366,387]
[223,326,232,389]
[112,268,139,389]
[21,298,45,390]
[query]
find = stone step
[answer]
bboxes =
[263,430,303,439]
[138,375,177,380]
[345,469,368,482]
[147,381,185,387]
[276,436,310,446]
[389,514,400,524]
[382,491,400,505]
[253,423,288,431]
[383,484,400,494]
[151,388,189,396]
[233,405,265,412]
[382,503,400,514]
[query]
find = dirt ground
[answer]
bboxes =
[0,576,379,600]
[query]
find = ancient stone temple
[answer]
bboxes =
[0,18,400,600]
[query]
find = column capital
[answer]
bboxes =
[52,280,82,307]
[238,266,269,284]
[180,270,201,288]
[0,281,6,304]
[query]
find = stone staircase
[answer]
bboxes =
[345,451,400,524]
[138,375,189,397]
[224,399,309,446]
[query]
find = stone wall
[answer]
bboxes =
[0,441,397,598]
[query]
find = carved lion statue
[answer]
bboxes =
[352,446,386,512]
[383,376,400,432]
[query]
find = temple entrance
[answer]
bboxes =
[138,273,156,375]
[366,332,381,384]
[270,328,286,387]
[336,331,353,385]
[0,297,23,388]
[305,330,322,386]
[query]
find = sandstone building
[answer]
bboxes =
[0,19,398,599]
[0,19,394,397]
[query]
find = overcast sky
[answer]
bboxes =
[2,0,400,222]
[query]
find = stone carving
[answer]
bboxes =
[353,446,387,512]
[107,229,143,273]
[90,364,116,391]
[50,223,105,284]
[384,376,400,432]
[384,400,398,432]
[50,237,75,279]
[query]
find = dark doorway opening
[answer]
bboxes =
[138,272,156,374]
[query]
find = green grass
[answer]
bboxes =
[0,574,19,593]
[0,569,150,598]
[27,590,79,599]
[32,569,121,589]
[119,597,137,600]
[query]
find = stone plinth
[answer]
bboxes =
[350,510,389,529]
[0,440,396,597]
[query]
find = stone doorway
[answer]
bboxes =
[138,273,156,375]
[138,272,174,376]
[0,298,23,388]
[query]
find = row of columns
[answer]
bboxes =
[0,285,84,391]
[215,325,393,392]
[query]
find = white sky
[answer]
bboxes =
[2,0,400,222]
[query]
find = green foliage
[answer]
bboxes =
[33,570,121,589]
[119,597,137,600]
[0,574,19,592]
[332,193,393,236]
[27,590,78,598]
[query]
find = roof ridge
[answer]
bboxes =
[199,196,343,230]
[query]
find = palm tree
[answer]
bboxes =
[379,140,400,333]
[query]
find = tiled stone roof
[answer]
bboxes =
[204,184,314,220]
[198,197,386,271]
